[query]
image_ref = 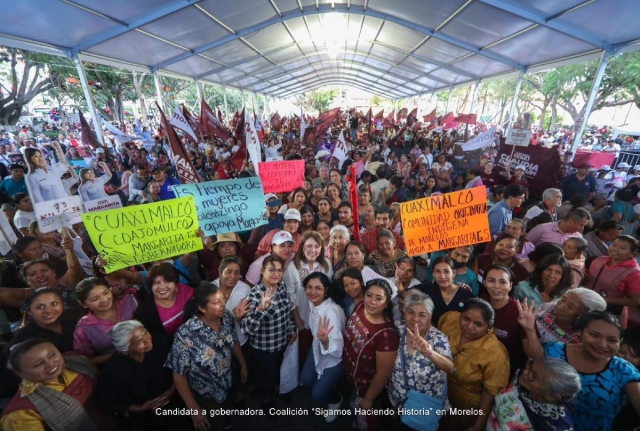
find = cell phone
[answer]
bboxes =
[267,199,282,208]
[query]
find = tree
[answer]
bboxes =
[0,49,62,125]
[296,88,338,114]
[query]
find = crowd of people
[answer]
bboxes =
[0,110,639,431]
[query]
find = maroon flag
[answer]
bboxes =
[455,113,477,124]
[182,105,201,138]
[357,110,368,123]
[412,121,423,132]
[314,107,341,139]
[389,125,408,146]
[217,107,224,124]
[201,99,230,141]
[397,107,408,121]
[384,110,395,126]
[439,112,454,125]
[235,107,245,142]
[374,109,384,119]
[157,102,202,184]
[77,109,114,162]
[270,112,281,131]
[406,108,418,127]
[423,109,436,123]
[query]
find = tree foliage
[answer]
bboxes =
[295,88,338,114]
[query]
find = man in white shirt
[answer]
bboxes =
[602,139,621,158]
[370,165,390,207]
[13,193,36,236]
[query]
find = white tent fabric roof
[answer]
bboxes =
[1,0,639,99]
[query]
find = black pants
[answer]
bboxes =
[250,345,286,402]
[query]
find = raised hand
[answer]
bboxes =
[257,289,274,312]
[233,298,251,322]
[516,298,537,331]
[317,315,334,347]
[406,323,431,356]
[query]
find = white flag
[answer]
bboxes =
[332,130,348,168]
[101,120,138,145]
[460,126,497,151]
[244,110,262,174]
[169,106,198,142]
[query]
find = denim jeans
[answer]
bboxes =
[299,346,344,405]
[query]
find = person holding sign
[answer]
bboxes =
[78,163,112,202]
[24,142,74,203]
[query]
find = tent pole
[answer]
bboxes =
[153,70,164,113]
[506,69,525,131]
[446,86,453,112]
[195,79,203,103]
[470,78,481,114]
[241,89,246,109]
[570,49,612,156]
[223,85,229,124]
[72,53,105,145]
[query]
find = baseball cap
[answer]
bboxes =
[515,165,526,171]
[617,162,630,169]
[1,203,14,211]
[599,165,612,171]
[272,230,294,245]
[633,165,640,171]
[284,209,301,221]
[95,148,105,153]
[264,193,278,202]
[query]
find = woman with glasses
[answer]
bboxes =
[240,255,296,415]
[487,358,581,431]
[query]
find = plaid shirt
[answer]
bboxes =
[240,282,296,352]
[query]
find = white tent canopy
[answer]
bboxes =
[0,0,639,99]
[613,125,640,138]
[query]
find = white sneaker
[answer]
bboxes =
[324,394,343,423]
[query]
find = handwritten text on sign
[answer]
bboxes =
[258,160,305,193]
[81,197,202,273]
[400,187,491,255]
[172,177,267,236]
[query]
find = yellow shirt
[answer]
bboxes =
[0,368,79,431]
[439,311,510,410]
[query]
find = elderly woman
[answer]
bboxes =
[343,279,399,431]
[0,339,103,431]
[387,291,454,430]
[73,277,138,364]
[78,163,112,202]
[487,358,581,430]
[240,255,296,414]
[328,224,349,279]
[524,311,640,431]
[167,283,248,431]
[439,298,510,431]
[518,287,607,360]
[365,229,408,278]
[300,273,346,423]
[514,255,573,307]
[99,320,180,430]
[133,263,194,345]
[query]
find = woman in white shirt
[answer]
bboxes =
[431,153,454,177]
[24,142,74,203]
[78,162,112,203]
[299,272,345,422]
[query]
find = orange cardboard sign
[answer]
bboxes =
[400,186,491,255]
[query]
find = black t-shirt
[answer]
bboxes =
[350,117,359,129]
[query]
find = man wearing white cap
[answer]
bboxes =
[255,209,302,258]
[245,230,295,286]
[627,165,640,183]
[609,162,630,192]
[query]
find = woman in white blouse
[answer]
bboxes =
[299,272,346,423]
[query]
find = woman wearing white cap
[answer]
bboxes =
[255,208,302,258]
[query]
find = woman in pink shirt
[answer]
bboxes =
[134,263,194,344]
[73,277,138,364]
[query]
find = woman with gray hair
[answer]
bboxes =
[487,357,581,430]
[387,290,454,429]
[365,229,408,278]
[518,287,607,360]
[328,224,350,279]
[98,320,181,430]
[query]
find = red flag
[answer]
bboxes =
[439,112,454,125]
[412,121,423,132]
[389,125,407,146]
[423,109,436,123]
[201,99,230,141]
[302,125,317,146]
[156,102,202,184]
[182,105,201,138]
[406,108,418,127]
[357,110,368,123]
[77,109,114,162]
[231,142,246,171]
[217,108,223,124]
[397,107,408,121]
[346,165,360,242]
[374,109,384,119]
[235,108,245,142]
[384,110,396,126]
[455,113,477,124]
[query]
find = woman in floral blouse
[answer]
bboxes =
[166,283,248,431]
[487,357,581,431]
[387,290,454,429]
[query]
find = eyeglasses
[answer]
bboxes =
[523,359,542,384]
[266,268,284,274]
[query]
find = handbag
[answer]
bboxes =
[399,334,446,431]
